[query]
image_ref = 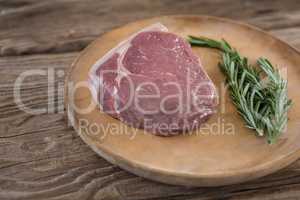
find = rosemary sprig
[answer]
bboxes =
[257,58,292,143]
[188,36,291,144]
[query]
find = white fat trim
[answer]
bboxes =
[88,23,169,105]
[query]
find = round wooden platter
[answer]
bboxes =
[65,15,300,186]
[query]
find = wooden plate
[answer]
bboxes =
[65,15,300,186]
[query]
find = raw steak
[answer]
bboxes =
[89,23,218,136]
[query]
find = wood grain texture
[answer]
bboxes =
[0,0,300,199]
[0,0,300,56]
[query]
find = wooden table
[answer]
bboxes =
[0,0,300,199]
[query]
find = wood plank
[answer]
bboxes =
[0,0,299,56]
[1,53,300,199]
[1,0,300,199]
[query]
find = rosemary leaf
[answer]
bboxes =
[187,36,292,143]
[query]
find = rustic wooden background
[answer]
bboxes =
[0,0,300,199]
